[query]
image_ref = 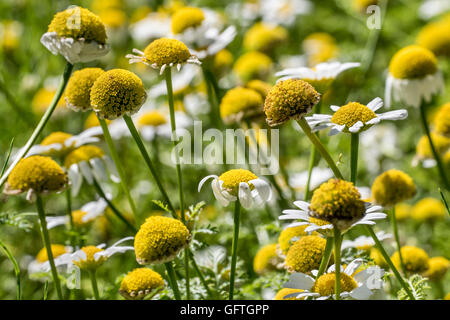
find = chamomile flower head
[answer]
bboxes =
[284,235,327,273]
[213,49,234,75]
[245,80,272,100]
[64,145,119,196]
[171,7,205,34]
[220,87,264,124]
[416,20,450,57]
[371,169,416,207]
[126,38,201,74]
[306,97,407,135]
[28,244,73,276]
[90,69,147,120]
[253,244,281,274]
[423,257,449,281]
[277,225,310,255]
[391,246,430,274]
[274,288,304,300]
[65,68,105,111]
[134,216,191,265]
[119,268,165,300]
[386,45,444,108]
[434,103,450,137]
[198,169,272,209]
[370,248,388,269]
[264,78,320,127]
[414,132,450,168]
[41,6,110,63]
[243,22,287,53]
[411,197,446,222]
[5,156,67,200]
[302,32,338,67]
[341,231,391,251]
[233,51,273,83]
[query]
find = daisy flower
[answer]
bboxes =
[413,132,450,168]
[219,86,264,125]
[198,169,272,209]
[119,268,165,300]
[28,244,73,278]
[137,109,192,142]
[371,169,416,208]
[40,6,110,64]
[341,231,391,251]
[64,67,105,112]
[282,259,385,300]
[306,97,408,135]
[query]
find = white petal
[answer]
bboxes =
[198,175,218,192]
[79,161,93,184]
[283,273,315,290]
[238,182,253,209]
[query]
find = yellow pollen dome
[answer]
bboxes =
[134,216,191,265]
[416,20,450,57]
[73,245,106,270]
[433,103,450,137]
[213,49,233,76]
[309,179,366,225]
[218,169,258,196]
[253,244,280,274]
[220,87,263,124]
[274,288,304,300]
[243,22,288,53]
[48,7,107,44]
[36,244,68,263]
[416,133,450,159]
[313,272,357,297]
[302,33,338,67]
[285,235,327,273]
[41,131,73,146]
[7,155,67,194]
[90,69,146,120]
[64,145,105,168]
[264,79,320,127]
[65,68,105,111]
[331,102,377,131]
[245,80,272,100]
[389,45,438,79]
[394,203,412,221]
[277,225,309,255]
[423,257,449,281]
[233,51,273,83]
[119,267,165,300]
[171,7,205,34]
[411,197,446,222]
[72,210,92,227]
[391,246,430,274]
[138,111,168,127]
[143,38,192,68]
[371,169,416,207]
[370,247,388,269]
[84,112,110,129]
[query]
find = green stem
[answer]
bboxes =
[364,225,415,300]
[317,237,334,279]
[304,146,318,201]
[202,66,222,129]
[165,261,181,300]
[390,207,406,275]
[36,194,63,300]
[333,228,342,300]
[350,133,359,184]
[91,178,136,233]
[89,270,100,300]
[297,118,343,180]
[189,250,214,298]
[229,200,241,300]
[0,239,21,300]
[0,62,73,188]
[419,103,449,190]
[65,188,76,248]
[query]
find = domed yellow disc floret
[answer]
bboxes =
[220,87,263,123]
[423,256,449,281]
[41,132,73,146]
[7,156,67,194]
[36,244,68,263]
[65,68,105,111]
[416,21,450,57]
[331,102,376,131]
[218,169,258,196]
[233,51,273,83]
[274,288,304,300]
[213,49,233,75]
[143,38,192,68]
[313,272,357,297]
[171,7,205,34]
[72,210,91,227]
[119,267,165,300]
[302,32,338,67]
[264,79,320,127]
[134,216,191,265]
[253,244,279,275]
[389,45,438,79]
[138,111,167,127]
[277,225,309,255]
[73,245,106,270]
[309,179,366,225]
[285,235,326,273]
[416,133,450,159]
[246,80,272,100]
[48,7,107,44]
[64,145,104,168]
[243,22,287,53]
[434,103,450,137]
[90,69,146,120]
[370,247,388,269]
[411,197,446,222]
[391,246,430,274]
[371,169,416,207]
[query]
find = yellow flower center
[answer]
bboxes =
[424,257,449,281]
[233,51,272,83]
[412,197,446,222]
[171,7,205,34]
[73,245,106,270]
[64,145,105,168]
[371,169,417,207]
[48,7,107,44]
[243,22,287,53]
[416,20,450,57]
[218,169,258,195]
[253,244,279,275]
[36,244,68,263]
[41,132,73,146]
[303,33,338,67]
[213,49,233,75]
[143,38,192,68]
[416,133,450,158]
[274,288,305,300]
[278,225,309,254]
[220,87,263,122]
[285,235,326,273]
[391,246,429,274]
[65,68,105,111]
[313,273,357,297]
[434,103,450,137]
[330,102,377,129]
[119,268,165,300]
[72,210,90,227]
[138,111,167,127]
[245,80,272,100]
[389,45,438,79]
[370,247,388,269]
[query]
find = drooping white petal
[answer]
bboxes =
[283,272,315,290]
[198,175,218,192]
[238,182,253,209]
[344,258,364,276]
[250,178,272,202]
[78,161,94,184]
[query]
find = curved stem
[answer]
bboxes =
[317,237,334,279]
[0,62,74,188]
[229,200,241,300]
[333,228,342,300]
[165,261,181,300]
[0,239,21,300]
[350,133,359,184]
[36,194,63,300]
[390,207,406,275]
[297,118,343,180]
[88,270,100,300]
